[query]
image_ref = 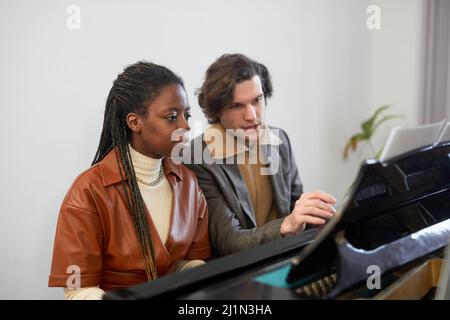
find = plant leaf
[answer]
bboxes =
[343,133,366,160]
[375,147,384,160]
[361,105,391,138]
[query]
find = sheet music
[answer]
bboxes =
[435,121,450,145]
[379,121,446,162]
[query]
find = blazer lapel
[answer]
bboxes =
[219,162,257,227]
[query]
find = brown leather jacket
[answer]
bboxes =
[48,149,211,291]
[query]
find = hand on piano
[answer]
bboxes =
[280,190,337,236]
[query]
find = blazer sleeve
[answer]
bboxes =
[48,182,104,288]
[186,163,284,256]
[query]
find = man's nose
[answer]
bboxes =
[243,104,257,121]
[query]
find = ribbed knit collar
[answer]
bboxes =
[128,144,162,181]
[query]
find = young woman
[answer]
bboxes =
[49,62,211,299]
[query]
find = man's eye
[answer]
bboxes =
[255,96,263,103]
[184,112,192,120]
[229,104,241,109]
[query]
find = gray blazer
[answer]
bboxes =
[184,127,303,256]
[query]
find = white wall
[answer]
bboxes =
[0,0,423,299]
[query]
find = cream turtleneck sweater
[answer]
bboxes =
[129,144,173,244]
[129,146,204,273]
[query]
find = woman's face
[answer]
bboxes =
[127,83,191,158]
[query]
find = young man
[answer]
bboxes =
[185,54,336,256]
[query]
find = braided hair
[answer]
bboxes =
[92,61,184,280]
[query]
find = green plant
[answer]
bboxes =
[343,105,404,160]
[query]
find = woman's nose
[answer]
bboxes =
[180,117,191,131]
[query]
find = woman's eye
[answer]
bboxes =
[167,114,177,121]
[184,113,191,121]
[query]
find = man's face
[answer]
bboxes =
[219,75,265,142]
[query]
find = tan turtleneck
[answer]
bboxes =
[205,123,280,226]
[238,159,278,226]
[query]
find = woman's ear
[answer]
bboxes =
[126,113,142,133]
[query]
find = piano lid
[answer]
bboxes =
[286,142,450,298]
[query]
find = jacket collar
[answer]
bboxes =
[98,148,182,187]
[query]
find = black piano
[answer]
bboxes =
[104,142,450,300]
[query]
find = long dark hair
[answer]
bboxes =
[92,61,184,280]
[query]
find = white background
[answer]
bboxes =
[0,0,423,299]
